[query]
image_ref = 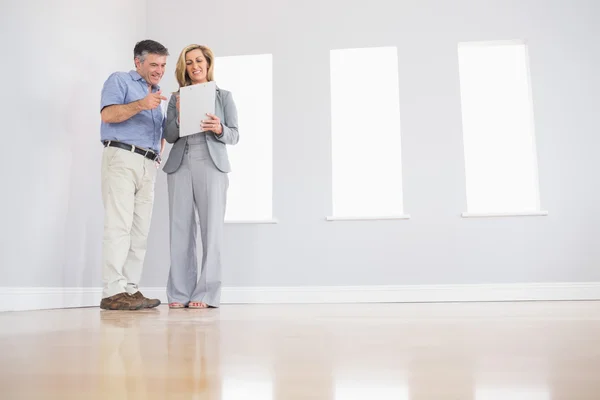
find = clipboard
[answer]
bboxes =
[179,81,216,137]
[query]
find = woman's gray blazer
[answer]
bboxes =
[162,87,239,174]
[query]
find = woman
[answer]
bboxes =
[162,44,239,309]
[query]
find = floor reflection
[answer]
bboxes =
[222,375,273,400]
[99,309,159,399]
[334,371,409,400]
[475,387,550,400]
[1,302,599,400]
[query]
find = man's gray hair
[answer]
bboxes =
[133,39,169,65]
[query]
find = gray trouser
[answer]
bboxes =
[166,135,228,306]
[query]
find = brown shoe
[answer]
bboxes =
[131,291,161,308]
[100,293,144,310]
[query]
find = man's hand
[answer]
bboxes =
[139,90,168,110]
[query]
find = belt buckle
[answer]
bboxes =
[130,144,135,153]
[144,149,157,161]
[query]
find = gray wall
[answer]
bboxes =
[146,0,600,288]
[0,0,147,286]
[1,0,599,289]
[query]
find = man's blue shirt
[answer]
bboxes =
[100,70,164,153]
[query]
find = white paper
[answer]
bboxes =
[179,81,216,137]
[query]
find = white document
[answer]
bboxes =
[179,81,216,137]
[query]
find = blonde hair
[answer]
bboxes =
[174,44,215,89]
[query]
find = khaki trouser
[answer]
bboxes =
[101,146,157,299]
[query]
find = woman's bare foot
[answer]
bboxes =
[188,301,208,309]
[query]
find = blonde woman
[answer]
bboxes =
[162,45,239,309]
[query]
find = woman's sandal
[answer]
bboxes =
[169,302,185,309]
[188,301,208,309]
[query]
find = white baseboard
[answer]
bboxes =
[0,287,103,312]
[2,282,600,312]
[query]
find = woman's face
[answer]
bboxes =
[185,49,209,84]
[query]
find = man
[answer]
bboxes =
[99,40,169,310]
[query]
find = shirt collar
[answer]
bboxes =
[129,70,160,90]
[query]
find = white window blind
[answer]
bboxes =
[214,54,273,222]
[457,41,543,216]
[329,47,406,220]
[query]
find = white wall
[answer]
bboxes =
[145,0,600,288]
[0,0,147,286]
[1,0,599,297]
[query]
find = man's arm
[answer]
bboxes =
[101,91,166,124]
[101,101,144,124]
[100,72,166,124]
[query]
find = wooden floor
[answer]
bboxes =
[1,301,600,399]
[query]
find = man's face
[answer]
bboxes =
[135,53,167,86]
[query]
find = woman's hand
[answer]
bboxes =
[202,113,222,135]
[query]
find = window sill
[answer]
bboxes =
[225,219,279,224]
[461,211,548,218]
[326,215,411,221]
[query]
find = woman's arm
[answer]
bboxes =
[214,91,239,145]
[163,94,180,144]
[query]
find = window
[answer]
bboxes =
[328,46,407,220]
[457,40,546,217]
[213,54,274,223]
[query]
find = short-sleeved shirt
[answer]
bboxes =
[100,70,164,153]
